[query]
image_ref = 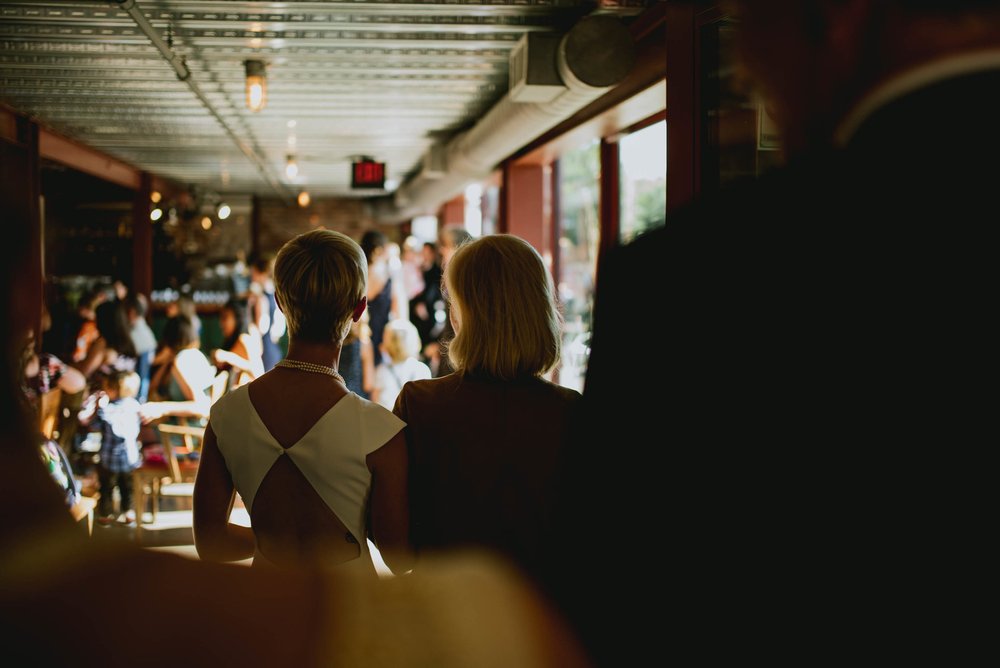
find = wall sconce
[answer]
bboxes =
[297,191,311,208]
[245,60,267,112]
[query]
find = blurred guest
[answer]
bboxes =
[249,257,285,372]
[20,332,86,411]
[542,2,1000,663]
[372,319,431,410]
[75,300,137,379]
[401,236,426,301]
[141,315,214,423]
[339,319,369,399]
[194,229,409,573]
[164,293,202,340]
[361,230,396,367]
[394,235,578,577]
[424,226,473,376]
[70,287,106,364]
[410,241,444,348]
[212,299,264,388]
[78,371,142,526]
[123,292,156,402]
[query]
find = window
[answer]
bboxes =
[556,139,600,392]
[619,119,666,243]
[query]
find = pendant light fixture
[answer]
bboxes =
[245,60,267,112]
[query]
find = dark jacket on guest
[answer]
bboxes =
[394,373,580,579]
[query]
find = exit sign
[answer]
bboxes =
[351,160,386,189]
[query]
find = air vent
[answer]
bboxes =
[422,142,447,179]
[508,33,565,104]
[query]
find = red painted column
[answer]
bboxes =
[503,163,554,273]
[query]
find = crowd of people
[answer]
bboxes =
[2,1,994,663]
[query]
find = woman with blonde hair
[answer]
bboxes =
[194,229,410,573]
[393,234,580,578]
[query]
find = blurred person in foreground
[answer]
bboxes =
[0,204,586,668]
[543,1,997,663]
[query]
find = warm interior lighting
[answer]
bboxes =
[150,191,162,203]
[285,155,298,179]
[150,208,163,222]
[297,190,311,207]
[245,60,267,113]
[201,216,213,230]
[217,203,231,220]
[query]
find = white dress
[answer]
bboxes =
[208,384,405,568]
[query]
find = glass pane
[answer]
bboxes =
[619,119,666,243]
[557,139,600,393]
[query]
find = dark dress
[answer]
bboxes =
[542,68,1000,665]
[338,336,366,399]
[393,373,580,578]
[367,278,392,366]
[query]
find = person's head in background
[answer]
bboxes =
[361,230,389,268]
[95,300,136,358]
[421,242,438,269]
[249,256,273,286]
[219,299,249,351]
[445,235,560,380]
[123,292,148,325]
[112,280,128,302]
[403,236,423,263]
[274,229,368,349]
[381,319,422,364]
[103,370,140,402]
[77,287,105,320]
[735,0,1000,156]
[161,315,200,353]
[439,225,473,268]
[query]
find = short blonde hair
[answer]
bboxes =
[445,235,560,379]
[382,319,422,363]
[274,229,368,344]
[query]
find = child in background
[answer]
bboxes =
[372,319,432,410]
[79,371,142,526]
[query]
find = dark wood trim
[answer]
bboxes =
[132,172,153,299]
[24,118,43,343]
[622,109,667,137]
[666,3,697,212]
[598,137,620,264]
[250,194,262,259]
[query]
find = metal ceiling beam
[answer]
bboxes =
[111,0,291,200]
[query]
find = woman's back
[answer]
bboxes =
[209,369,404,569]
[395,374,579,575]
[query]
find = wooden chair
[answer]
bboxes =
[39,387,62,440]
[39,388,97,535]
[133,371,228,536]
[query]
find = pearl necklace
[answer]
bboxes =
[275,358,345,384]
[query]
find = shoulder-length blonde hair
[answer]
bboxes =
[445,234,560,379]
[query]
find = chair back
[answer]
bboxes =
[39,388,63,440]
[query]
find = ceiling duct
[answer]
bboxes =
[374,14,636,223]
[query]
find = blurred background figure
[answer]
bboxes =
[372,319,431,410]
[77,371,142,526]
[361,230,397,368]
[142,315,213,423]
[212,299,264,388]
[410,241,444,352]
[425,226,473,376]
[70,286,106,365]
[123,292,156,402]
[400,236,426,303]
[164,292,202,344]
[249,257,284,372]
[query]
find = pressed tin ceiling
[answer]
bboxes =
[0,1,650,198]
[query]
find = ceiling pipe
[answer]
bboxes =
[374,14,636,223]
[113,0,292,200]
